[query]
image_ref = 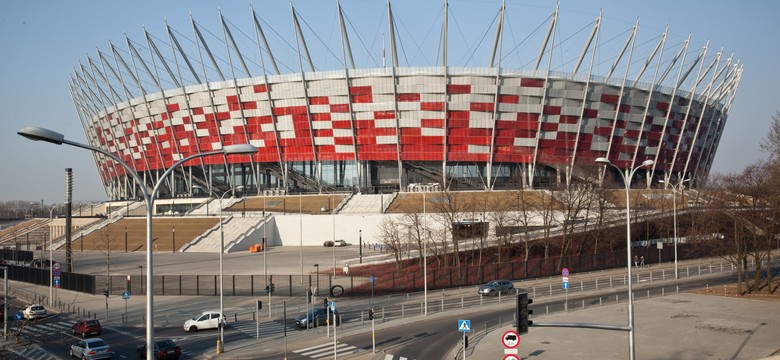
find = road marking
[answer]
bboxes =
[293,342,358,359]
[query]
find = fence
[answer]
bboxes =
[86,244,695,298]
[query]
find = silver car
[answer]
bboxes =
[22,304,47,320]
[70,338,113,359]
[478,280,514,296]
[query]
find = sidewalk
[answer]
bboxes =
[469,292,780,360]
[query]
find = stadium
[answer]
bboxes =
[67,1,741,202]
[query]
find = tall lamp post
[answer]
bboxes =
[659,178,689,280]
[49,205,59,306]
[193,184,244,353]
[595,157,654,360]
[18,126,257,359]
[423,190,428,316]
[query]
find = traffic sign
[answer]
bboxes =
[562,276,569,282]
[53,269,61,276]
[502,330,520,348]
[562,268,569,277]
[121,291,130,300]
[53,262,60,270]
[330,301,336,311]
[53,278,60,288]
[563,281,569,289]
[503,355,520,360]
[369,275,374,283]
[458,319,471,333]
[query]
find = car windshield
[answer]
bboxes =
[156,340,176,348]
[86,320,99,326]
[89,340,107,348]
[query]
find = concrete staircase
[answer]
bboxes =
[338,194,388,214]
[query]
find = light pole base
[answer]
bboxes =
[216,339,223,354]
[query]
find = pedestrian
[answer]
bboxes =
[634,255,639,268]
[640,256,645,268]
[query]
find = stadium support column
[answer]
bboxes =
[65,168,73,273]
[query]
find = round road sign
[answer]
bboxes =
[53,262,61,270]
[502,330,520,348]
[503,355,520,360]
[562,267,569,277]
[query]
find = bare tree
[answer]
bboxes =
[378,216,404,271]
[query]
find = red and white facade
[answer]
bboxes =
[70,3,741,200]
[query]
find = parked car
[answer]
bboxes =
[31,258,57,268]
[72,319,102,337]
[295,307,340,328]
[323,240,347,247]
[136,339,181,360]
[69,338,113,359]
[477,279,514,296]
[183,311,225,332]
[22,304,47,320]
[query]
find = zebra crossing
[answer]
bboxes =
[10,346,63,360]
[381,354,415,360]
[229,319,295,338]
[292,342,364,359]
[11,320,72,339]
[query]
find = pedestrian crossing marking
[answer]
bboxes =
[229,319,293,338]
[293,342,359,359]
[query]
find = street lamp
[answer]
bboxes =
[193,184,244,354]
[49,205,59,306]
[313,264,320,296]
[659,178,689,280]
[423,191,428,316]
[18,126,257,359]
[595,157,654,360]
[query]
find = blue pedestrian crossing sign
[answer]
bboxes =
[458,319,471,333]
[122,291,130,300]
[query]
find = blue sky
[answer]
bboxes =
[2,0,777,204]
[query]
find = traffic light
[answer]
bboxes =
[517,291,533,335]
[257,300,263,310]
[368,309,374,320]
[464,335,469,348]
[103,289,109,298]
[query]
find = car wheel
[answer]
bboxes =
[189,325,197,332]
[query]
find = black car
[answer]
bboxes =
[137,339,181,360]
[295,307,340,328]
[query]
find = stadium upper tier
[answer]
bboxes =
[69,2,741,199]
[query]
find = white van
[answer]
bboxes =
[183,311,225,332]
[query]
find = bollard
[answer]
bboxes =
[582,300,585,309]
[441,298,444,312]
[234,313,237,322]
[545,305,548,315]
[461,296,464,308]
[549,284,552,296]
[647,290,650,298]
[595,279,598,290]
[662,287,665,296]
[599,297,602,306]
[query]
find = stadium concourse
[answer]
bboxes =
[1,187,700,258]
